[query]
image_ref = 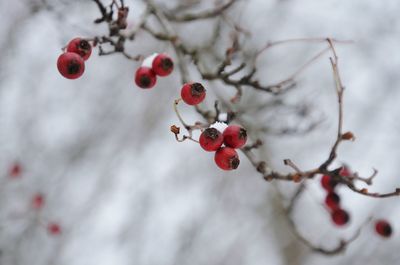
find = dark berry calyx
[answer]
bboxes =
[328,192,340,203]
[190,83,205,97]
[161,58,173,70]
[67,60,82,74]
[204,128,220,140]
[239,128,247,139]
[140,76,151,87]
[79,39,91,50]
[383,225,392,236]
[230,157,240,169]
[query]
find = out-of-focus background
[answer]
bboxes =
[0,0,399,264]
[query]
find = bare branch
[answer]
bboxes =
[165,0,236,22]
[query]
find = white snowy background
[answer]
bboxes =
[0,0,399,264]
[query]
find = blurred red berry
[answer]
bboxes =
[331,209,349,226]
[66,38,92,61]
[375,220,392,238]
[57,52,85,79]
[135,67,157,88]
[321,175,337,191]
[325,192,340,210]
[223,125,247,149]
[181,83,206,105]
[32,193,45,210]
[47,223,62,235]
[9,163,22,178]
[214,147,240,170]
[152,53,174,76]
[199,128,224,152]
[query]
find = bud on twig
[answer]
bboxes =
[341,131,355,141]
[170,125,180,135]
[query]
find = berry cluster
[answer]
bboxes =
[135,53,174,89]
[7,162,62,236]
[57,38,92,79]
[321,172,350,226]
[200,125,247,170]
[321,168,393,238]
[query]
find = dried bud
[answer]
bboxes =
[341,131,355,141]
[257,161,266,174]
[170,125,180,135]
[117,7,129,29]
[264,175,274,181]
[360,188,368,194]
[226,47,235,57]
[292,174,302,183]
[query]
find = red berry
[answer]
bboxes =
[375,220,392,238]
[331,209,349,226]
[135,67,157,88]
[214,147,240,170]
[321,175,337,191]
[152,53,174,76]
[57,52,85,79]
[32,193,45,210]
[181,83,206,105]
[47,223,62,235]
[223,125,247,148]
[199,128,224,151]
[66,38,92,61]
[325,192,340,210]
[9,163,22,178]
[339,166,351,177]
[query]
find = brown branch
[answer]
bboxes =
[90,1,400,206]
[85,1,400,257]
[165,0,236,22]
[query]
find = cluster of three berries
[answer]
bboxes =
[134,55,207,106]
[57,38,92,79]
[200,125,247,170]
[321,171,350,226]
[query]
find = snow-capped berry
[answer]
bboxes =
[181,82,206,105]
[325,192,340,210]
[375,220,392,238]
[32,193,45,210]
[223,125,247,148]
[66,38,92,61]
[142,53,158,67]
[152,53,174,76]
[135,67,157,88]
[331,209,349,226]
[321,175,337,192]
[199,128,224,152]
[57,52,85,79]
[214,147,240,170]
[210,121,228,132]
